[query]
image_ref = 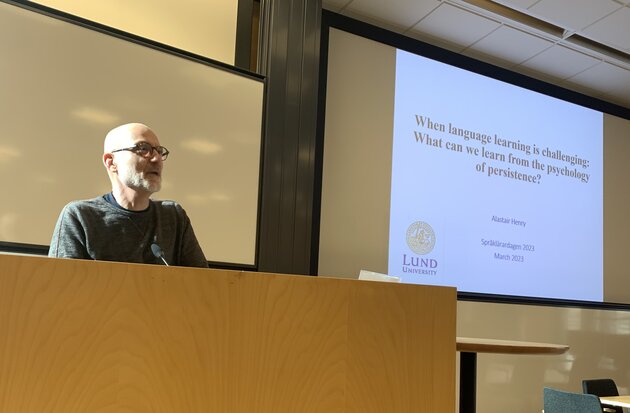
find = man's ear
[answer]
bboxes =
[103,153,116,172]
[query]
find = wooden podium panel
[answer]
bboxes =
[0,255,456,412]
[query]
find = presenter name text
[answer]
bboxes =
[492,215,526,227]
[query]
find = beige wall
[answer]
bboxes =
[30,0,238,65]
[458,300,630,413]
[318,29,394,278]
[603,113,630,304]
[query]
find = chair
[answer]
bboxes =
[544,387,603,413]
[583,378,623,413]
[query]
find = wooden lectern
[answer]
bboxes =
[0,255,456,412]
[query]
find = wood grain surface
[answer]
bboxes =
[0,255,456,412]
[456,337,569,355]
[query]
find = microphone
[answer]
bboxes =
[150,243,169,266]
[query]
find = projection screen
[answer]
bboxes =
[318,23,630,304]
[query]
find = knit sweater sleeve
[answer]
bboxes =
[48,202,91,259]
[176,206,208,268]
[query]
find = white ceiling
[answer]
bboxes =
[323,0,630,111]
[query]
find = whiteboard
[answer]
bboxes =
[0,1,264,266]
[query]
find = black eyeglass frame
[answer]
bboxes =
[111,142,170,160]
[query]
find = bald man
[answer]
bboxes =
[49,123,208,267]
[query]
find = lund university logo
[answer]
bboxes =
[406,221,435,255]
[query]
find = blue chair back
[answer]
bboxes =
[544,387,603,413]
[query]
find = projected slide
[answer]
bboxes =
[388,49,603,301]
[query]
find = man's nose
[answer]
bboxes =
[148,148,162,162]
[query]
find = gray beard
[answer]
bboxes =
[124,170,161,193]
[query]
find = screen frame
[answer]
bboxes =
[315,9,630,309]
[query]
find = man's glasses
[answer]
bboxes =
[111,142,170,160]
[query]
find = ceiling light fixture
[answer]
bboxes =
[450,0,630,68]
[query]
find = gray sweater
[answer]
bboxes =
[49,196,208,268]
